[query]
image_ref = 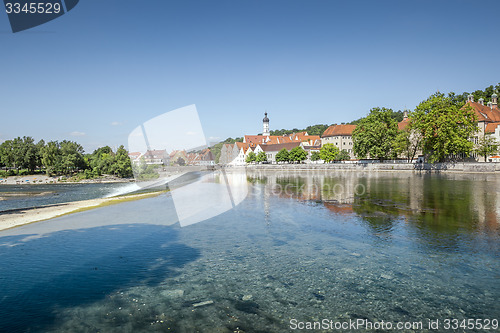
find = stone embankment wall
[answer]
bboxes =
[238,162,500,173]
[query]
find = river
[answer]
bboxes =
[0,170,498,332]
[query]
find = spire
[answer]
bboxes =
[262,112,270,136]
[467,93,474,102]
[492,91,498,107]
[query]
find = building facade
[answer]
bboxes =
[321,124,356,159]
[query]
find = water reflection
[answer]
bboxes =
[247,170,500,252]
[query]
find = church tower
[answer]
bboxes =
[263,112,270,136]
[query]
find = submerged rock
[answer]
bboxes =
[161,289,184,298]
[242,294,253,301]
[235,300,260,314]
[193,300,214,307]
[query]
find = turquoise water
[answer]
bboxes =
[0,171,499,332]
[0,183,129,212]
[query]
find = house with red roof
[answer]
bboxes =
[463,93,500,139]
[463,93,500,161]
[254,142,302,163]
[321,124,356,159]
[220,142,254,165]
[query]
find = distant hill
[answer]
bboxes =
[270,124,331,137]
[349,110,405,125]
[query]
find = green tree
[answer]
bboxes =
[411,93,478,163]
[114,145,133,177]
[275,148,290,163]
[349,109,404,125]
[310,151,321,162]
[289,146,307,163]
[0,140,14,169]
[392,128,423,162]
[304,124,330,136]
[20,136,39,172]
[246,151,256,163]
[352,107,399,160]
[11,137,25,170]
[475,135,499,162]
[60,140,85,173]
[320,143,340,163]
[336,150,351,161]
[35,139,45,170]
[41,141,61,175]
[256,151,267,163]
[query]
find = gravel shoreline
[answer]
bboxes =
[0,192,161,231]
[0,174,131,185]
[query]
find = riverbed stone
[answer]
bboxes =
[160,289,184,298]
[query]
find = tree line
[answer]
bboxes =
[0,137,133,178]
[270,124,331,137]
[245,144,352,164]
[352,92,499,163]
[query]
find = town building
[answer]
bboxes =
[128,150,169,165]
[254,142,301,163]
[321,124,356,159]
[220,142,254,166]
[463,93,500,161]
[187,148,215,166]
[464,93,500,141]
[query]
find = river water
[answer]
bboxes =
[0,170,498,332]
[0,183,129,212]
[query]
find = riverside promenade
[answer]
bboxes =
[241,162,500,173]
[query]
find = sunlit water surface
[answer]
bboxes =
[0,171,499,332]
[0,183,129,212]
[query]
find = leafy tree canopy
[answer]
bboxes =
[245,151,256,163]
[256,151,267,163]
[320,143,340,163]
[475,135,499,162]
[411,93,478,163]
[275,148,290,163]
[349,110,405,125]
[310,151,321,161]
[336,150,351,161]
[270,124,331,137]
[352,107,399,160]
[289,146,308,163]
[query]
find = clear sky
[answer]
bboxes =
[1,0,499,152]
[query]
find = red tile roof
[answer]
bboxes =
[259,142,301,152]
[235,142,252,153]
[464,101,500,122]
[485,122,500,134]
[398,118,411,131]
[244,135,293,145]
[322,124,356,137]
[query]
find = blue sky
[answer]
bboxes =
[1,0,499,152]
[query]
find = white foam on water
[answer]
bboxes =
[104,183,142,198]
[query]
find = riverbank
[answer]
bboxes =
[0,191,163,231]
[0,174,131,185]
[242,161,500,173]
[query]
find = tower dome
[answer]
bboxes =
[263,112,269,123]
[262,112,270,136]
